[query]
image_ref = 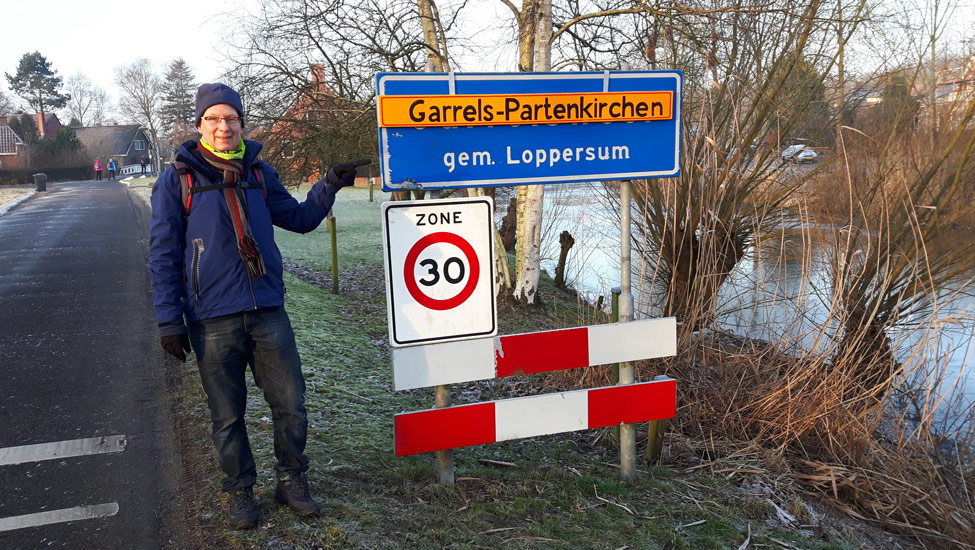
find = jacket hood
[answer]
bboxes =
[174,139,264,179]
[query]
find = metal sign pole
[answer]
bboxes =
[619,179,636,481]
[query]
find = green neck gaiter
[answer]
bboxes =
[200,138,246,160]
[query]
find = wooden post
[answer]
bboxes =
[646,414,666,464]
[329,216,339,294]
[415,60,455,486]
[434,384,454,486]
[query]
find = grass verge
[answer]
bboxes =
[163,188,907,549]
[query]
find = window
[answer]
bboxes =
[134,140,145,151]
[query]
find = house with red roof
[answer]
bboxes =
[0,112,65,171]
[0,124,28,171]
[259,64,373,186]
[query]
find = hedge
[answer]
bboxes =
[0,166,92,185]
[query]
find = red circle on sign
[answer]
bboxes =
[403,232,480,311]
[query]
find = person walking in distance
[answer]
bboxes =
[149,83,369,529]
[93,158,103,180]
[140,156,147,175]
[107,158,117,180]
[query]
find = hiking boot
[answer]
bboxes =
[228,486,258,529]
[274,472,321,517]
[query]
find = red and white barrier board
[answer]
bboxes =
[392,317,676,390]
[394,377,676,456]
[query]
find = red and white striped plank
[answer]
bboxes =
[394,376,676,456]
[392,317,676,390]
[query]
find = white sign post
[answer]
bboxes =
[381,197,497,348]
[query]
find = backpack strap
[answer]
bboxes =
[172,161,194,216]
[174,161,232,214]
[241,161,268,201]
[173,160,269,217]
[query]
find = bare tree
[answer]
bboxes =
[498,0,689,303]
[497,0,750,303]
[63,73,109,126]
[224,0,472,183]
[115,59,164,172]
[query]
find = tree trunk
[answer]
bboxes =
[553,230,574,288]
[512,0,549,304]
[418,0,512,295]
[418,0,447,71]
[468,186,511,297]
[663,223,744,331]
[499,197,517,251]
[835,310,897,407]
[836,2,844,151]
[516,0,536,72]
[513,186,543,303]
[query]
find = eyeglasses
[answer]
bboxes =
[202,115,242,126]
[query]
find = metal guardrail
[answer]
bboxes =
[119,165,143,176]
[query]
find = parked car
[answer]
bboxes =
[781,144,818,163]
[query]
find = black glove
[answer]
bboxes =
[161,334,192,362]
[326,159,371,188]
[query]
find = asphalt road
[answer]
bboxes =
[0,181,191,549]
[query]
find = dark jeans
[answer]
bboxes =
[188,307,309,492]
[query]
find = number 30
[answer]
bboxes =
[418,258,466,286]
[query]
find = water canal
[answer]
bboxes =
[524,182,975,417]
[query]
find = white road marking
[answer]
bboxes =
[0,503,120,532]
[0,435,126,466]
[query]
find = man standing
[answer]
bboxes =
[149,83,368,529]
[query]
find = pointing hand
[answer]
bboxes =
[326,159,372,188]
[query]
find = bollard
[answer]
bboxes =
[33,173,47,192]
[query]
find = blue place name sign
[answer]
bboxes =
[375,71,683,191]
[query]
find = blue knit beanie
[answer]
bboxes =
[195,83,244,126]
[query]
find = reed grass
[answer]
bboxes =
[577,8,975,546]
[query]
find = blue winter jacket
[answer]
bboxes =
[149,139,337,335]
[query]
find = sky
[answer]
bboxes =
[5,0,973,122]
[1,0,249,117]
[0,0,512,122]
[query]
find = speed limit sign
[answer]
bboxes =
[381,197,497,347]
